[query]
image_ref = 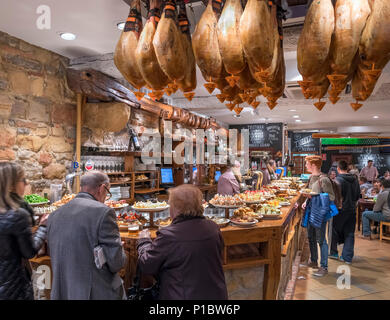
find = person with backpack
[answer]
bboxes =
[302,155,341,277]
[330,160,360,264]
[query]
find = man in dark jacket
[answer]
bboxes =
[47,171,126,300]
[330,160,360,264]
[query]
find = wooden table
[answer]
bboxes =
[357,199,375,232]
[121,194,304,300]
[31,194,304,300]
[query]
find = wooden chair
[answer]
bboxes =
[253,171,263,190]
[380,221,390,242]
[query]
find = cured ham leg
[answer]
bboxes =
[192,0,224,94]
[217,0,246,86]
[240,0,274,79]
[297,0,334,108]
[351,0,390,110]
[136,0,169,97]
[177,3,197,101]
[328,0,370,100]
[114,0,146,100]
[153,0,186,83]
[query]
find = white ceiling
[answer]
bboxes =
[1,0,390,133]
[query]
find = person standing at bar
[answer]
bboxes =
[360,160,378,184]
[330,160,360,264]
[47,171,126,300]
[217,159,240,196]
[0,162,47,300]
[302,155,336,277]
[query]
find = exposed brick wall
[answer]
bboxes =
[0,31,76,194]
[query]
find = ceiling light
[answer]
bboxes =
[60,32,76,40]
[293,115,300,118]
[117,22,125,30]
[289,109,296,112]
[330,131,334,133]
[373,115,379,119]
[295,119,301,122]
[233,114,241,118]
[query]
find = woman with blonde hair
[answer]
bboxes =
[0,162,48,300]
[137,184,227,300]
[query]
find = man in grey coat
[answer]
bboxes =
[47,171,126,300]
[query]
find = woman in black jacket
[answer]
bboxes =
[0,162,47,300]
[137,184,228,300]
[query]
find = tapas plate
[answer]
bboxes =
[211,204,242,209]
[231,219,258,227]
[131,205,170,212]
[209,218,230,228]
[30,201,50,207]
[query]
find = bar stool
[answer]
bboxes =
[379,221,390,242]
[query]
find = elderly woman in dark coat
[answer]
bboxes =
[0,162,47,300]
[137,184,228,300]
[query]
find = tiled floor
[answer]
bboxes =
[293,233,390,300]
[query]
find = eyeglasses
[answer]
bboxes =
[103,184,112,201]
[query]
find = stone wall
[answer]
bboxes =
[0,31,76,194]
[224,266,265,300]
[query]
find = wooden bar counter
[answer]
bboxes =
[30,195,305,300]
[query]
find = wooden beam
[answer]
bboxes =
[312,133,390,139]
[324,144,390,151]
[66,68,221,130]
[66,68,141,109]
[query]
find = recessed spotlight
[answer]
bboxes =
[60,32,76,40]
[295,119,301,122]
[293,115,300,118]
[373,115,379,119]
[233,114,241,118]
[289,109,296,112]
[117,22,125,30]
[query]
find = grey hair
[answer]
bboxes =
[80,171,109,191]
[0,162,24,213]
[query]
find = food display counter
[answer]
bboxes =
[30,192,306,300]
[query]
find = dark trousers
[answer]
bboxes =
[330,209,356,262]
[308,222,328,269]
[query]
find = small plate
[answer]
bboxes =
[231,219,258,227]
[29,201,50,207]
[211,204,243,209]
[131,205,170,212]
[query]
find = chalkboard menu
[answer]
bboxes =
[356,148,389,173]
[230,123,283,150]
[291,132,320,153]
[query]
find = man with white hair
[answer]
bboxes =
[47,171,126,300]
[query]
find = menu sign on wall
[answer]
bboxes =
[230,123,283,150]
[291,132,320,153]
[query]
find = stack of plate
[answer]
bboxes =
[109,187,121,201]
[120,187,130,199]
